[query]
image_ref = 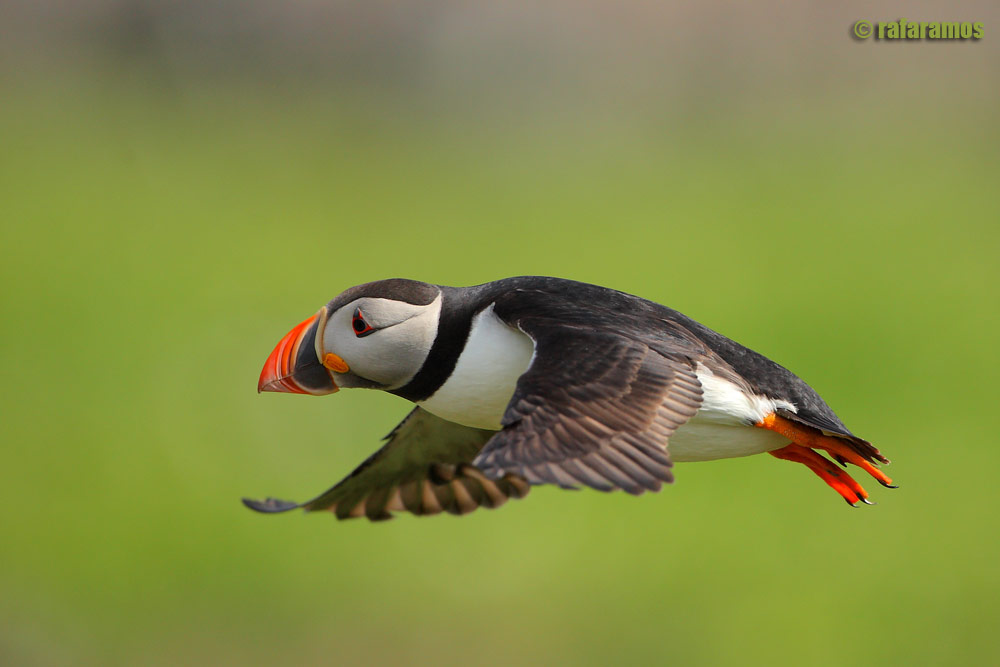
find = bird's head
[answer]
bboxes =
[258,279,442,395]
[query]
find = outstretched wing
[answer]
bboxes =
[243,407,530,521]
[474,321,704,495]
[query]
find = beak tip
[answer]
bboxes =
[257,376,293,394]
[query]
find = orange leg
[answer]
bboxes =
[758,413,896,506]
[759,413,895,488]
[768,444,870,506]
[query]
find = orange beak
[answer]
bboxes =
[258,312,339,395]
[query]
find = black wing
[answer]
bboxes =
[243,407,530,521]
[473,320,704,495]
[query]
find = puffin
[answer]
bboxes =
[245,277,894,521]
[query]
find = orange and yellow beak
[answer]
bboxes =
[258,310,341,395]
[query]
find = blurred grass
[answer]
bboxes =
[1,69,999,665]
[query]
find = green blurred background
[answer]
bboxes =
[2,1,998,664]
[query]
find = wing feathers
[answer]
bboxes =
[474,323,704,495]
[243,407,530,522]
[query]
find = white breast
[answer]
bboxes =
[417,304,534,430]
[668,364,795,462]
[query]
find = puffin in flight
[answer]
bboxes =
[245,277,894,521]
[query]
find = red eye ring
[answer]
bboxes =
[352,308,376,337]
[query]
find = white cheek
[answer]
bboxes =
[324,296,441,388]
[360,315,438,386]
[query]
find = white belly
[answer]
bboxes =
[668,364,794,462]
[668,419,791,462]
[418,305,534,430]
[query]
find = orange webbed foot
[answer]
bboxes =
[768,444,871,506]
[812,438,896,489]
[758,413,895,505]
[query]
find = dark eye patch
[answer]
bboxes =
[352,308,376,337]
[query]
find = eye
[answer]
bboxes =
[351,308,376,337]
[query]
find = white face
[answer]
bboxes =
[320,293,442,389]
